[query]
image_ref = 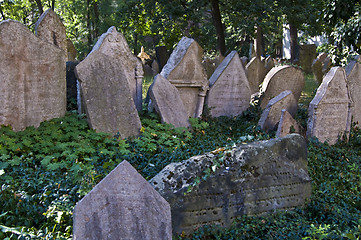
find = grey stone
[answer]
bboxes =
[206,51,251,117]
[150,134,311,235]
[276,109,300,137]
[149,74,190,128]
[75,50,141,138]
[307,67,351,145]
[299,44,317,74]
[161,37,209,118]
[260,65,304,109]
[246,56,266,93]
[73,160,172,240]
[258,90,298,132]
[0,20,66,131]
[240,56,248,68]
[345,55,361,126]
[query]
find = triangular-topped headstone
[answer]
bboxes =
[246,56,266,93]
[276,109,300,137]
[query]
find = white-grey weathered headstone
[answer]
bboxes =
[246,56,266,93]
[345,55,361,126]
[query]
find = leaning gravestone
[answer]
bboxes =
[307,67,351,145]
[345,55,361,126]
[90,26,144,111]
[206,51,251,117]
[150,134,311,235]
[246,56,266,93]
[75,50,141,138]
[276,109,300,137]
[149,74,190,128]
[161,37,209,118]
[35,9,67,53]
[258,90,298,132]
[0,20,66,131]
[73,160,172,240]
[260,65,304,109]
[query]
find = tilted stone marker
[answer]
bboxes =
[276,109,300,137]
[161,37,209,118]
[90,26,144,111]
[258,90,298,132]
[73,160,172,240]
[307,67,351,145]
[150,134,311,235]
[246,56,266,93]
[35,9,67,53]
[75,50,141,138]
[149,74,190,128]
[345,55,361,126]
[206,51,251,117]
[0,20,66,131]
[260,65,304,109]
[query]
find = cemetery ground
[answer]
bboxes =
[1,74,361,239]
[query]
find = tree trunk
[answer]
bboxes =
[289,23,299,62]
[255,25,264,57]
[0,5,5,20]
[52,0,55,10]
[210,0,226,56]
[93,0,100,37]
[86,0,92,51]
[34,0,44,15]
[133,32,138,55]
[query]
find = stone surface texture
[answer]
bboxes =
[0,20,66,131]
[75,50,141,138]
[258,90,298,132]
[260,65,304,109]
[276,109,300,137]
[246,56,266,93]
[345,55,361,126]
[206,51,251,117]
[161,37,209,118]
[264,56,275,75]
[73,160,172,240]
[90,26,144,111]
[150,134,311,235]
[299,44,317,74]
[67,39,77,61]
[312,58,323,84]
[307,67,351,145]
[149,74,190,128]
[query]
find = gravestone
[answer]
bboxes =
[149,74,190,128]
[152,60,159,76]
[240,56,248,68]
[150,134,311,235]
[206,51,251,117]
[246,56,266,93]
[35,9,67,53]
[0,20,66,131]
[161,37,209,118]
[276,109,299,137]
[73,160,172,240]
[299,44,316,74]
[202,57,217,79]
[312,58,323,84]
[75,50,141,138]
[307,67,351,145]
[67,39,77,61]
[260,65,304,109]
[264,56,275,75]
[156,46,169,71]
[90,26,143,111]
[345,55,361,126]
[258,90,298,132]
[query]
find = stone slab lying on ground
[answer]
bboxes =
[276,109,300,137]
[150,134,311,235]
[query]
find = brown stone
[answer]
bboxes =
[312,58,323,84]
[0,20,66,131]
[345,55,361,126]
[206,51,251,117]
[73,160,172,240]
[276,109,300,137]
[264,56,275,74]
[246,56,266,93]
[67,39,77,61]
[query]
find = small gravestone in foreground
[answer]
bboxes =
[345,55,361,127]
[150,134,311,235]
[276,109,300,137]
[73,160,172,240]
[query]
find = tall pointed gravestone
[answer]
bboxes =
[307,67,351,145]
[206,51,251,117]
[260,65,304,109]
[345,55,361,126]
[245,56,266,93]
[0,20,66,131]
[73,160,172,240]
[161,37,209,118]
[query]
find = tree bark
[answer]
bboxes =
[210,0,226,56]
[93,0,100,37]
[52,0,55,10]
[0,5,5,21]
[33,0,44,15]
[86,0,92,50]
[255,25,264,57]
[289,23,299,62]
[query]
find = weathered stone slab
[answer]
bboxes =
[276,109,300,137]
[161,37,209,118]
[67,39,77,61]
[0,20,66,131]
[258,90,298,132]
[260,65,304,109]
[206,51,251,117]
[202,57,216,79]
[307,67,351,145]
[73,160,172,240]
[75,50,141,138]
[246,56,266,93]
[150,134,311,235]
[35,9,67,53]
[312,58,323,84]
[299,44,316,74]
[345,55,361,126]
[152,60,159,76]
[240,56,248,68]
[264,56,275,74]
[149,74,190,128]
[91,26,143,111]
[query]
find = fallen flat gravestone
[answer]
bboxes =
[161,37,209,118]
[150,134,311,235]
[307,67,351,145]
[0,20,66,131]
[73,160,172,240]
[75,50,141,138]
[276,109,300,137]
[260,65,304,109]
[246,56,266,93]
[149,74,190,128]
[206,51,251,117]
[345,55,361,127]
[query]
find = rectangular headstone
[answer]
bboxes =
[73,160,172,240]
